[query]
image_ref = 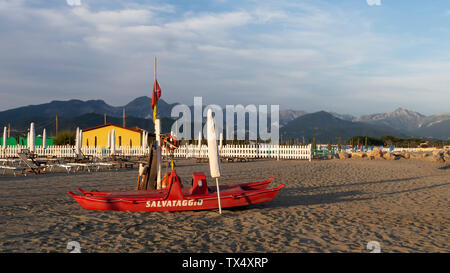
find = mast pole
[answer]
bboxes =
[154,56,162,189]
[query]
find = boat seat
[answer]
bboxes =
[166,170,184,200]
[189,172,208,195]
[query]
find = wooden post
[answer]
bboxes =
[155,119,162,189]
[123,108,126,128]
[55,115,59,136]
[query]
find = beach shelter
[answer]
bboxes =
[206,109,223,214]
[18,136,27,146]
[0,137,17,147]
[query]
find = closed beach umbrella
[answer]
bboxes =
[219,132,223,151]
[2,126,6,150]
[198,130,202,157]
[75,127,80,155]
[107,131,111,149]
[111,129,116,155]
[42,129,47,148]
[27,131,30,149]
[144,131,148,149]
[79,129,82,149]
[207,109,223,214]
[30,122,35,153]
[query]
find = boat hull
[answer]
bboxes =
[68,185,283,212]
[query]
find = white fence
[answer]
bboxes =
[0,144,312,161]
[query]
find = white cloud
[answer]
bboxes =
[0,0,449,116]
[366,0,382,6]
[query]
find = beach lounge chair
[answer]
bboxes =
[0,165,27,176]
[17,152,46,174]
[46,163,76,174]
[67,162,92,172]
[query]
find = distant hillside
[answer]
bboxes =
[280,111,407,143]
[354,107,426,132]
[279,109,307,126]
[2,113,174,136]
[0,97,176,123]
[1,97,449,140]
[413,118,450,140]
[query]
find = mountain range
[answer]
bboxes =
[0,97,449,141]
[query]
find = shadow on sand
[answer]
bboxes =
[228,178,450,211]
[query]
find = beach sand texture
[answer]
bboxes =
[0,159,448,253]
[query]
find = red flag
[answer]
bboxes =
[152,80,161,109]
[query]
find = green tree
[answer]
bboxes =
[53,131,75,145]
[312,136,316,151]
[338,136,342,151]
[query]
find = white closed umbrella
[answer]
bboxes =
[27,131,30,149]
[111,129,116,155]
[30,122,35,153]
[2,126,6,150]
[219,132,223,151]
[107,131,111,149]
[198,130,202,157]
[144,131,148,149]
[79,129,83,152]
[42,129,47,148]
[75,127,80,155]
[207,109,223,214]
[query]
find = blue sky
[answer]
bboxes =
[0,0,449,115]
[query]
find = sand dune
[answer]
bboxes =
[0,159,448,252]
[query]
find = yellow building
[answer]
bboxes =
[82,123,146,148]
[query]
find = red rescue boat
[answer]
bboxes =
[68,170,284,212]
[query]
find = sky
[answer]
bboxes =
[0,0,449,116]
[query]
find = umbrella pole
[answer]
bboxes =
[215,177,222,214]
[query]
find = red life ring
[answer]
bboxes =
[162,135,179,151]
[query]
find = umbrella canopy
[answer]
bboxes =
[42,129,47,148]
[207,109,222,214]
[30,122,35,153]
[107,131,111,149]
[198,130,202,157]
[79,129,83,149]
[207,109,222,178]
[2,126,6,149]
[75,127,80,155]
[111,129,116,155]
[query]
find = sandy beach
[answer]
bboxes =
[0,158,448,253]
